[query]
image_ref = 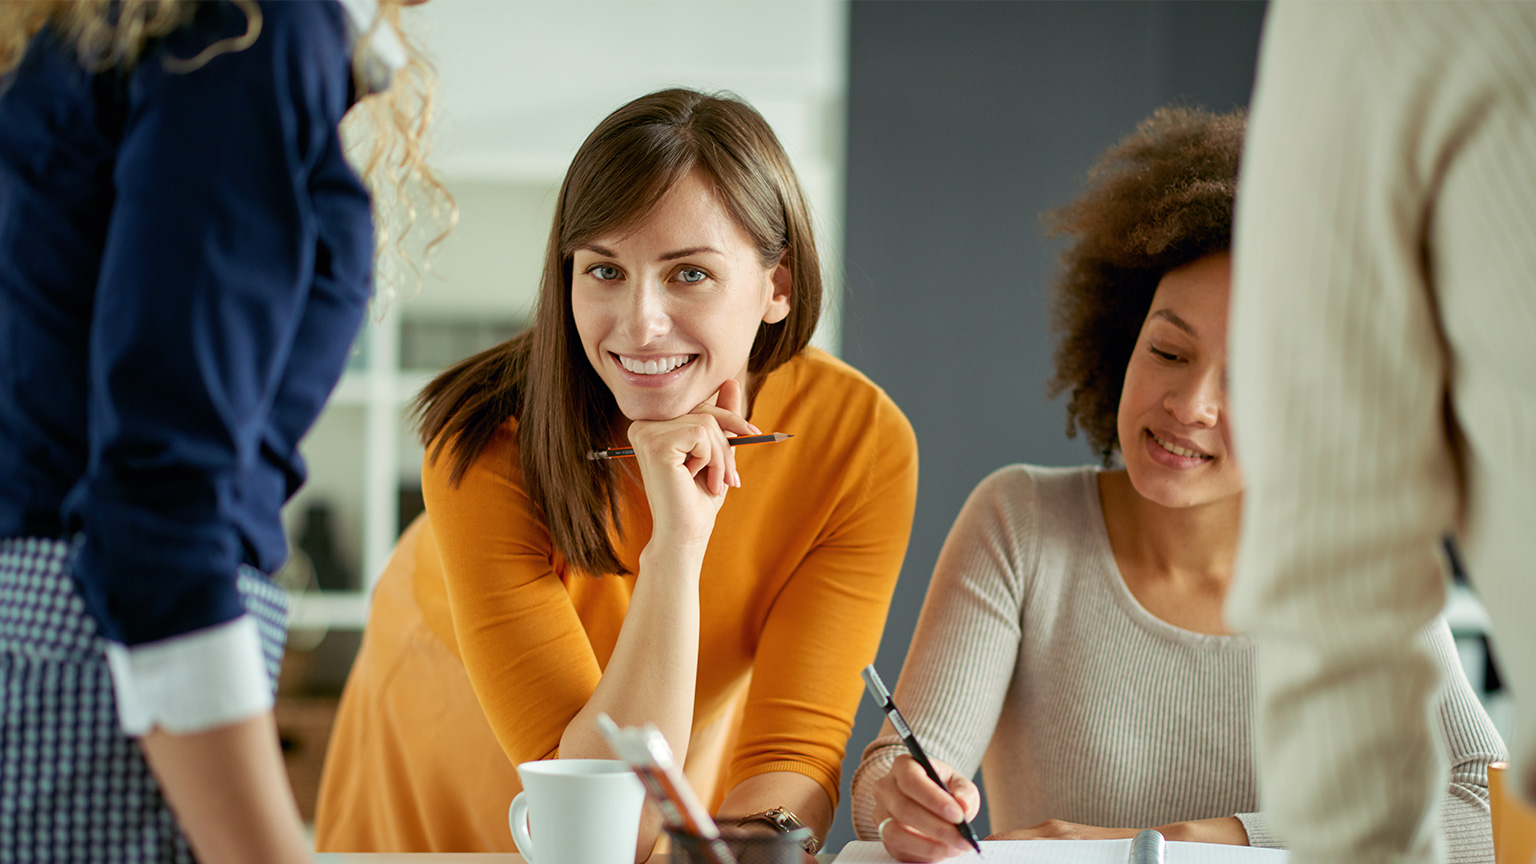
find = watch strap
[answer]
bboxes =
[735,807,820,854]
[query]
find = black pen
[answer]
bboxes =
[861,664,983,855]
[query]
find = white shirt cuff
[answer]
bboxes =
[334,0,408,93]
[105,616,274,736]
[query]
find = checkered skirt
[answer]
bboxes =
[0,537,288,863]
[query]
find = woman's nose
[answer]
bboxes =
[621,281,670,343]
[1165,367,1223,427]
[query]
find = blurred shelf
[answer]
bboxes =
[331,370,439,407]
[289,591,369,632]
[435,151,570,185]
[331,372,370,405]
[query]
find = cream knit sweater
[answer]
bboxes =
[850,466,1504,861]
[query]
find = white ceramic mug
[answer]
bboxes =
[508,758,646,864]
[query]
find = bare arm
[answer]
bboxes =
[140,712,309,864]
[556,538,706,761]
[988,816,1246,845]
[559,381,754,855]
[560,535,707,860]
[719,771,836,841]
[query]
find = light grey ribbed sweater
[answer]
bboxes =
[1226,3,1536,864]
[849,466,1505,861]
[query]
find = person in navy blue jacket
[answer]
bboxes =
[0,1,438,861]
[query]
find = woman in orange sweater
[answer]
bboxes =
[315,88,919,855]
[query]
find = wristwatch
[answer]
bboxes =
[734,807,820,854]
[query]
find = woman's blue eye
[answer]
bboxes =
[591,265,621,281]
[678,268,706,284]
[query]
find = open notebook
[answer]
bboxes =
[831,840,1290,864]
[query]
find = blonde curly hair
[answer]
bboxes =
[0,0,454,307]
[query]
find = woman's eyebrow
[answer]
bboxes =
[658,246,721,261]
[573,245,722,261]
[1151,308,1197,336]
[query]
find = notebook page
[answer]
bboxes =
[1164,842,1288,863]
[831,840,1290,864]
[832,840,1130,864]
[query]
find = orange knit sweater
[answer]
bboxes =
[315,347,918,851]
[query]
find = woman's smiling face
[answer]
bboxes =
[1117,252,1244,509]
[570,169,790,422]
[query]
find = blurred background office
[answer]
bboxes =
[275,0,1506,850]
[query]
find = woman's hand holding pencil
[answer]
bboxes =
[622,378,756,549]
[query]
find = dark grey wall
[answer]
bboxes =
[831,1,1265,850]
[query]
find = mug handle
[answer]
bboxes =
[508,791,536,863]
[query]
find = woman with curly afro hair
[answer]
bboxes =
[848,107,1504,862]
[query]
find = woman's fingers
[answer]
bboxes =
[704,422,728,495]
[692,378,752,488]
[692,378,756,435]
[880,817,963,863]
[883,787,972,851]
[947,774,982,821]
[871,758,973,857]
[631,414,725,493]
[673,413,729,495]
[712,377,744,419]
[884,793,964,848]
[892,758,966,823]
[712,378,742,489]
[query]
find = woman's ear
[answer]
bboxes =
[762,259,792,324]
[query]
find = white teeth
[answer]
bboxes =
[619,354,692,375]
[1152,433,1209,459]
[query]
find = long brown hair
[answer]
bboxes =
[417,88,823,576]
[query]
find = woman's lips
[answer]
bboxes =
[610,352,696,388]
[1144,429,1214,469]
[617,353,694,375]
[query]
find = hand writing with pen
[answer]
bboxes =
[871,750,1249,861]
[870,754,983,862]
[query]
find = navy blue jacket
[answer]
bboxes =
[0,1,374,646]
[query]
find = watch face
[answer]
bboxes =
[766,809,797,829]
[771,811,818,853]
[747,808,819,853]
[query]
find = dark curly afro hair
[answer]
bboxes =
[1046,106,1244,466]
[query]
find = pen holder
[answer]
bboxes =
[667,829,806,864]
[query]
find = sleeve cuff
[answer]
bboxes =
[104,615,274,736]
[851,741,906,840]
[1234,811,1286,848]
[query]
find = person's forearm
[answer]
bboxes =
[720,771,836,849]
[560,544,702,759]
[1158,816,1248,845]
[139,711,309,864]
[559,543,705,859]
